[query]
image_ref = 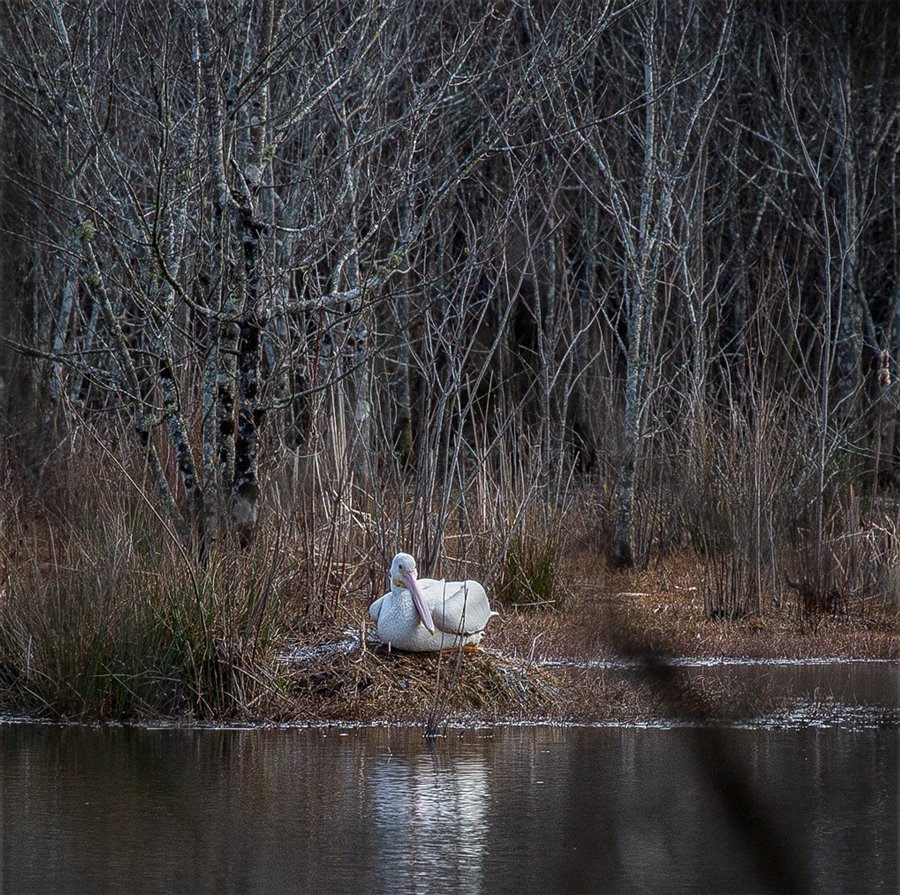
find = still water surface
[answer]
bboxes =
[2,664,897,894]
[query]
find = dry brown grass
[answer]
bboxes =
[485,549,899,665]
[269,634,868,728]
[1,448,896,727]
[266,543,897,727]
[274,637,560,725]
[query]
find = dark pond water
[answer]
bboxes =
[1,663,897,895]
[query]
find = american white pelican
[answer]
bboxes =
[369,552,497,652]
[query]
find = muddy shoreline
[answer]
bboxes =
[7,643,895,731]
[274,622,898,729]
[2,558,896,729]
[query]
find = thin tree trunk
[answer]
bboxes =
[613,274,654,567]
[232,209,265,544]
[196,0,239,515]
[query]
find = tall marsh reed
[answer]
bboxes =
[0,459,288,720]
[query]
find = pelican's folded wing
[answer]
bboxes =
[369,593,388,622]
[428,580,493,636]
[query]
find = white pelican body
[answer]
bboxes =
[369,553,497,652]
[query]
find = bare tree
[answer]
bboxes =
[0,0,896,614]
[543,0,735,565]
[1,0,569,552]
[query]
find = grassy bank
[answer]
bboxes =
[0,453,896,727]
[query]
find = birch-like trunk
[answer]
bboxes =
[231,210,265,544]
[154,282,203,527]
[392,287,414,464]
[613,272,655,567]
[607,0,733,566]
[44,230,80,426]
[196,0,239,501]
[333,93,370,490]
[611,9,661,568]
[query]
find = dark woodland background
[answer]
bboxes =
[0,1,897,620]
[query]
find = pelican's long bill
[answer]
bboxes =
[402,569,436,635]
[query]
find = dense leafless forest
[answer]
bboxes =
[0,0,897,716]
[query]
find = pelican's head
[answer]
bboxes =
[389,552,435,636]
[390,552,417,587]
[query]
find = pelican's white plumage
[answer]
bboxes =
[369,552,497,652]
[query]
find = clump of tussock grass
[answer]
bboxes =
[0,463,293,722]
[670,398,812,619]
[495,535,561,609]
[657,394,900,624]
[784,491,900,621]
[0,548,290,721]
